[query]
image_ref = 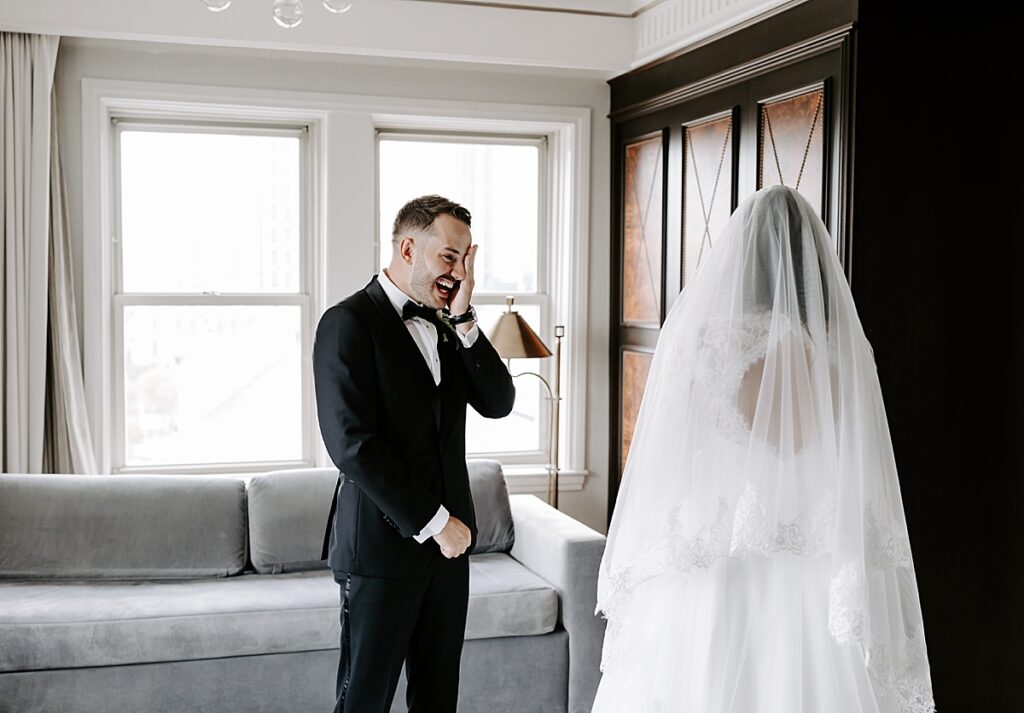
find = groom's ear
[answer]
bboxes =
[398,236,416,266]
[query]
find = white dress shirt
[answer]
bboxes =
[378,269,479,544]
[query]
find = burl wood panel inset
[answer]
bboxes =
[621,349,654,471]
[683,115,734,287]
[759,88,824,216]
[622,136,664,325]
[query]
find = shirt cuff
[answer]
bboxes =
[456,323,480,348]
[413,505,450,543]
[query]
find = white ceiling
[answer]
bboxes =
[0,0,797,76]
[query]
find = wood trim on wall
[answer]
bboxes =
[611,25,852,122]
[609,0,856,112]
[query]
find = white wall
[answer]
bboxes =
[54,37,611,533]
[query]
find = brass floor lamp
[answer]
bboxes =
[487,297,564,509]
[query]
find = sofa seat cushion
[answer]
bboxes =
[0,554,557,672]
[0,571,339,672]
[465,553,557,640]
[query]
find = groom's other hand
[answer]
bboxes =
[433,516,472,558]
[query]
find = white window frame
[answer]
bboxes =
[376,130,551,465]
[109,120,316,474]
[83,79,589,493]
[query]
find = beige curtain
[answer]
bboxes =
[1,32,57,473]
[1,32,96,474]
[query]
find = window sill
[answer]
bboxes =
[499,465,587,495]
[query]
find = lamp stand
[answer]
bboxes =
[549,325,564,509]
[505,324,564,509]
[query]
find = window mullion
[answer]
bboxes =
[114,294,306,306]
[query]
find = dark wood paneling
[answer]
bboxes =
[610,0,856,116]
[609,42,849,517]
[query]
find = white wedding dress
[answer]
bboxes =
[594,186,935,713]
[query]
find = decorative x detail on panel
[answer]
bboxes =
[761,89,824,192]
[625,138,663,323]
[686,119,733,271]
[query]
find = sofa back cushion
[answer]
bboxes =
[468,459,514,554]
[0,474,247,579]
[245,461,513,570]
[246,468,337,574]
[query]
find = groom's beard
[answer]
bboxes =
[410,251,457,309]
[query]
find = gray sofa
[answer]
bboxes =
[0,461,605,713]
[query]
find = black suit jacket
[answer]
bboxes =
[313,276,516,578]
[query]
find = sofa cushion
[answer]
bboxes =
[0,571,338,672]
[247,461,512,566]
[465,552,557,639]
[467,460,514,554]
[0,474,247,579]
[0,554,556,672]
[247,468,337,573]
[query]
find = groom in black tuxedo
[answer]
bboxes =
[313,195,515,713]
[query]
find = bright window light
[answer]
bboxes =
[116,127,307,469]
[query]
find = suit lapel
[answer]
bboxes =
[364,277,442,433]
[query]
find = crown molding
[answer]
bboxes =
[1,0,632,74]
[632,0,806,69]
[1,0,818,76]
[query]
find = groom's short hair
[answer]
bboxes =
[392,195,472,243]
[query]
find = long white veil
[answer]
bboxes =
[596,185,935,712]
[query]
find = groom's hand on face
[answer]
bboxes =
[432,516,472,558]
[448,244,477,317]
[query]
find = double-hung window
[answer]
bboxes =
[377,134,550,464]
[112,122,312,472]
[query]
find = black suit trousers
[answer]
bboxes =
[332,553,470,713]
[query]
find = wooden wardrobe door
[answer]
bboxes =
[609,35,852,520]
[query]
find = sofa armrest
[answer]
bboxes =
[509,494,606,713]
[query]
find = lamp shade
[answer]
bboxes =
[488,311,552,359]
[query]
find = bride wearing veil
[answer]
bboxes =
[594,185,935,713]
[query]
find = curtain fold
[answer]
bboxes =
[44,83,97,473]
[1,32,58,473]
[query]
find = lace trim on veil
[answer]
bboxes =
[599,504,935,713]
[867,633,936,713]
[827,508,935,712]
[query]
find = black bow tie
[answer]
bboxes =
[402,300,441,324]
